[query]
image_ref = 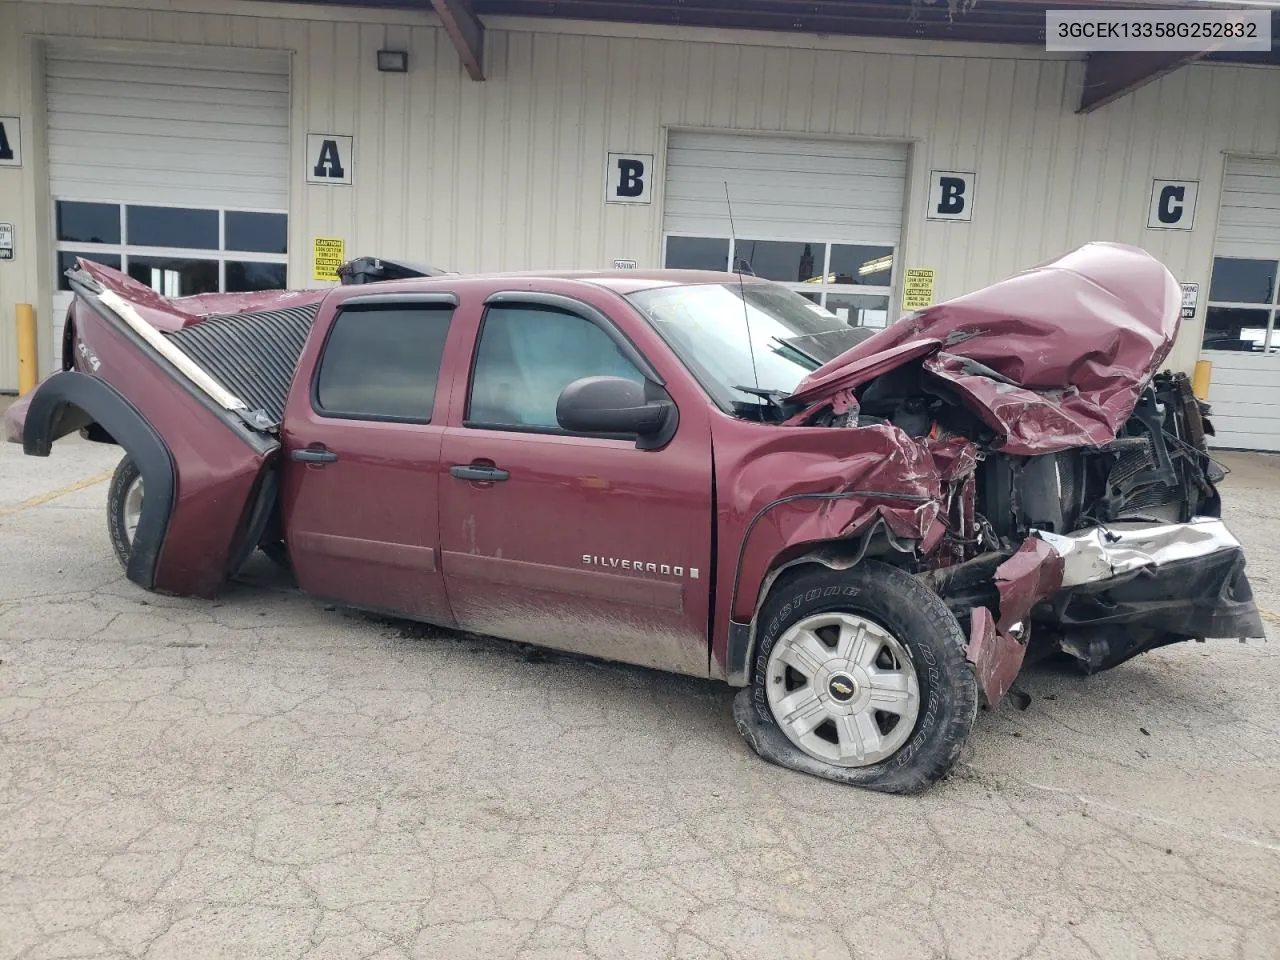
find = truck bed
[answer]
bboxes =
[165,303,320,423]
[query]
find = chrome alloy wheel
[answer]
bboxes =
[122,475,144,547]
[765,612,921,767]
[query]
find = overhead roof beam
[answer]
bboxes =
[1077,49,1206,113]
[431,0,485,80]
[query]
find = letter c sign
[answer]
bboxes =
[1147,179,1198,230]
[606,152,654,205]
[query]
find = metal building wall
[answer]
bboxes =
[3,0,1280,387]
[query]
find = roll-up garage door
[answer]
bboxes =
[1202,157,1280,452]
[662,132,907,328]
[45,43,289,207]
[44,43,291,366]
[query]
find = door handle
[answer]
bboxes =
[450,464,510,482]
[292,447,338,463]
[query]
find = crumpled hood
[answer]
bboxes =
[788,243,1181,454]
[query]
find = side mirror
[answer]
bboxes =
[556,376,678,449]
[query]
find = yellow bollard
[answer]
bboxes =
[16,303,38,396]
[1192,359,1212,401]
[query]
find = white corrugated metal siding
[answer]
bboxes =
[663,131,906,244]
[1204,156,1280,452]
[5,0,1280,387]
[45,42,289,207]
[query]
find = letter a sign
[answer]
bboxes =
[307,134,354,186]
[0,116,21,167]
[605,152,653,204]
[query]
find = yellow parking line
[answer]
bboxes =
[1261,609,1280,625]
[0,468,114,518]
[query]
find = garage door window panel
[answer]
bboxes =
[52,200,288,296]
[56,201,121,245]
[467,305,646,432]
[227,261,288,293]
[664,235,895,327]
[1204,256,1280,353]
[126,256,219,298]
[225,212,288,255]
[733,239,824,282]
[127,206,219,250]
[664,236,730,272]
[314,306,454,423]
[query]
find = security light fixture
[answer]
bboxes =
[377,50,408,73]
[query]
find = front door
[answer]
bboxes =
[281,298,457,625]
[438,296,714,677]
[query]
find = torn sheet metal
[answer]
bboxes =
[1034,518,1245,589]
[966,606,1026,708]
[994,537,1066,633]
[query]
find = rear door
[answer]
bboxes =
[280,293,459,623]
[437,291,715,677]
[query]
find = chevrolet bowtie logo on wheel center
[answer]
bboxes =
[827,675,858,703]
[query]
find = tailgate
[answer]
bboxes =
[19,269,281,598]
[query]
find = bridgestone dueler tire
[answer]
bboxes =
[740,561,978,794]
[106,455,139,571]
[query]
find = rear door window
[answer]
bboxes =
[314,304,454,422]
[467,304,645,431]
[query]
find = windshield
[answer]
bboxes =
[626,282,871,409]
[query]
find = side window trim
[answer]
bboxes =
[341,292,460,308]
[310,299,456,424]
[482,291,664,386]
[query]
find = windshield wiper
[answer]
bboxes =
[771,335,820,366]
[732,385,790,403]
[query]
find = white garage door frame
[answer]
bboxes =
[660,129,909,329]
[42,40,291,370]
[1201,155,1280,452]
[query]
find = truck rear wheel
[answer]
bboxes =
[107,455,142,569]
[739,561,978,793]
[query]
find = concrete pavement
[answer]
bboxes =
[1,432,1277,960]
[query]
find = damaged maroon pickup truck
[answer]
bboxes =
[6,243,1264,793]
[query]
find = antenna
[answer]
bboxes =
[724,181,761,393]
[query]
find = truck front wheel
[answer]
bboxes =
[737,561,978,793]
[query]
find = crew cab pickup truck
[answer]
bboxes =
[6,244,1263,793]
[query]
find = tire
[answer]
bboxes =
[106,455,142,570]
[744,561,978,794]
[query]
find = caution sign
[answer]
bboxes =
[902,268,936,311]
[313,237,345,282]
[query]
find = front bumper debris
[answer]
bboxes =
[966,517,1264,705]
[1036,517,1249,589]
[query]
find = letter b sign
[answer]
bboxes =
[927,171,975,222]
[606,153,653,204]
[1147,179,1198,230]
